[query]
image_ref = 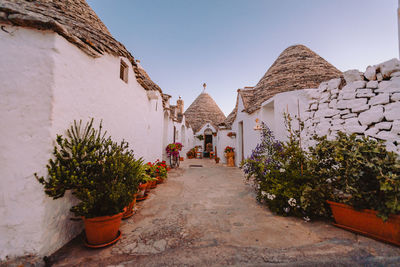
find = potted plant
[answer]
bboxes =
[35,119,144,247]
[186,149,195,159]
[215,157,220,164]
[224,146,235,167]
[196,134,204,141]
[311,132,400,246]
[227,132,236,138]
[149,160,167,183]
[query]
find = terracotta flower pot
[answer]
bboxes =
[150,179,157,189]
[123,194,137,219]
[145,182,151,193]
[327,201,400,246]
[180,157,184,161]
[83,212,123,246]
[215,158,220,164]
[225,152,235,167]
[156,176,164,184]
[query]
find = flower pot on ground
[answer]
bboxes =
[215,157,220,164]
[123,194,137,219]
[224,146,235,167]
[328,201,400,246]
[84,212,124,245]
[156,176,164,184]
[35,119,145,247]
[180,157,184,161]
[149,179,157,189]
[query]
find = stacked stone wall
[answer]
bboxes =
[303,58,400,153]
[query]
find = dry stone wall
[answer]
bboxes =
[303,58,400,153]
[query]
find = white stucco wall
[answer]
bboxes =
[228,90,310,166]
[0,27,74,260]
[269,90,310,142]
[0,26,166,260]
[231,95,261,166]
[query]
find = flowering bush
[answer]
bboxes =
[242,115,333,220]
[187,148,196,158]
[224,146,234,153]
[166,142,183,157]
[146,159,168,179]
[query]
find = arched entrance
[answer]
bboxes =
[204,128,213,157]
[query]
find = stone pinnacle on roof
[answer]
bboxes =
[245,44,342,114]
[184,91,226,133]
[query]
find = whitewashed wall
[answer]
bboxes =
[0,27,61,261]
[265,89,310,142]
[231,95,260,166]
[0,26,166,260]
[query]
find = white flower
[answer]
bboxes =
[288,198,297,207]
[261,191,267,197]
[279,168,285,173]
[257,184,260,189]
[303,216,311,222]
[326,178,332,183]
[284,207,290,213]
[266,193,276,200]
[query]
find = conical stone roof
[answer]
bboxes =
[245,44,342,113]
[184,92,226,133]
[0,0,161,92]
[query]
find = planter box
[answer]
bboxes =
[327,201,400,246]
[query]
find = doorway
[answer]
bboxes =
[204,134,212,157]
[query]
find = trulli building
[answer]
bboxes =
[217,45,342,165]
[0,0,193,261]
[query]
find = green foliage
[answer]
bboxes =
[243,111,400,221]
[35,119,146,218]
[310,132,400,220]
[242,114,332,219]
[196,134,204,140]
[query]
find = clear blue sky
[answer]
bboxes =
[87,0,398,116]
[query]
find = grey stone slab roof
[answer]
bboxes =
[0,0,161,92]
[246,45,342,114]
[184,92,226,133]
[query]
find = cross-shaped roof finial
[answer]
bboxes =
[202,83,206,92]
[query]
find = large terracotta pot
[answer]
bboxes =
[327,201,400,246]
[123,194,137,219]
[144,182,151,193]
[83,212,123,245]
[226,152,235,167]
[149,179,157,189]
[156,176,164,184]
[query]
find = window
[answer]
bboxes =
[120,60,128,83]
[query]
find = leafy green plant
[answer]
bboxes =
[196,134,204,141]
[35,119,145,218]
[242,114,333,219]
[310,132,400,220]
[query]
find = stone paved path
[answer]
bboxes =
[50,159,400,266]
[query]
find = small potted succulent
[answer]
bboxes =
[215,157,220,164]
[35,119,144,247]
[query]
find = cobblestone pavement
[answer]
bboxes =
[49,159,400,266]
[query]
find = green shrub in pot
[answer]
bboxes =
[35,119,145,218]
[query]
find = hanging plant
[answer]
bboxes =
[227,132,236,138]
[196,134,204,140]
